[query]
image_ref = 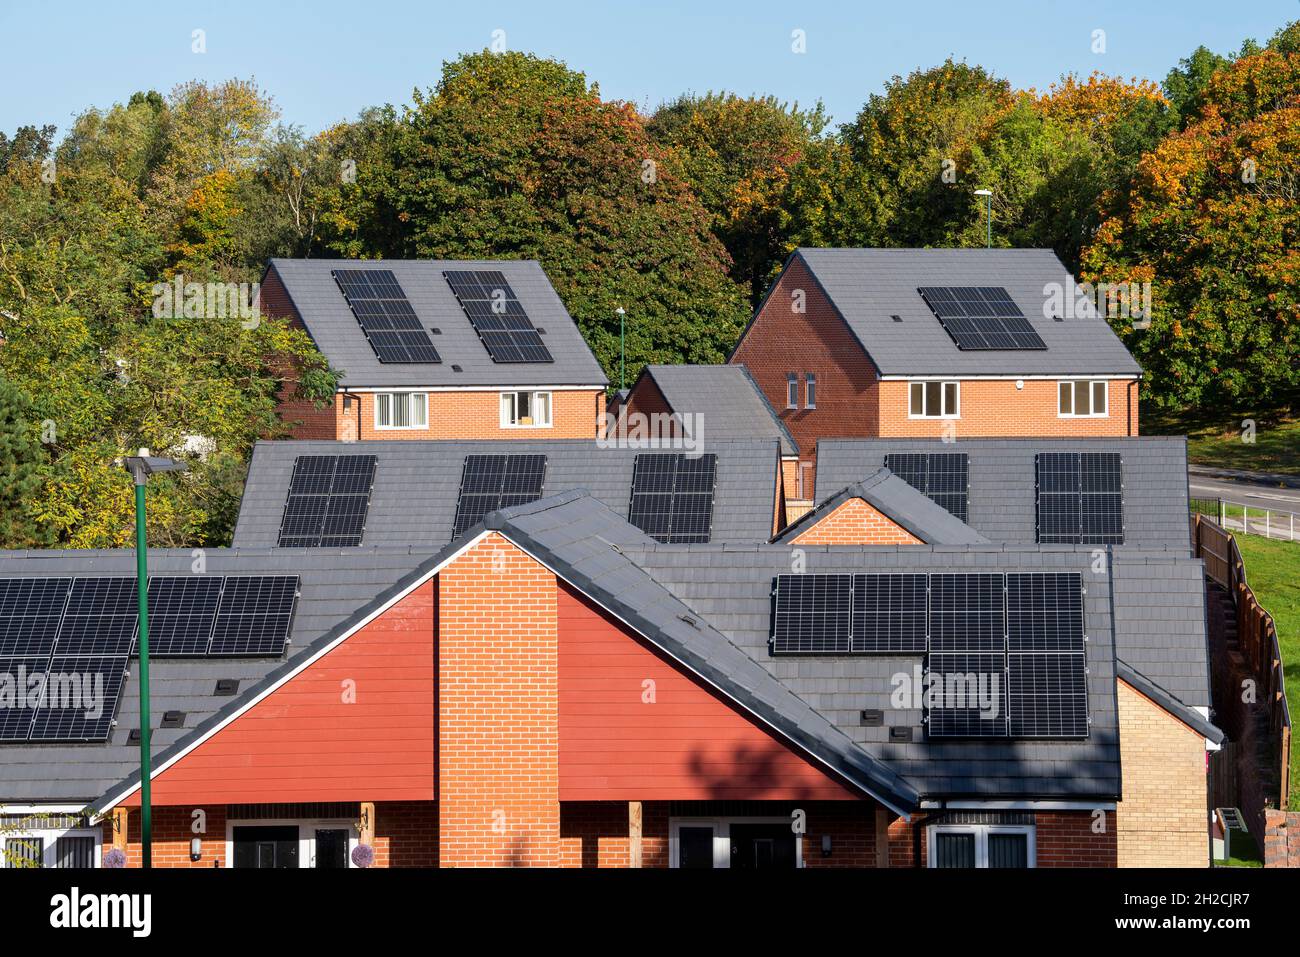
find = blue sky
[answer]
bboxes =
[1,0,1296,135]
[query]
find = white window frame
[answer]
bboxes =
[804,372,817,410]
[926,823,1036,868]
[908,380,960,419]
[668,816,805,869]
[499,390,552,429]
[0,824,102,868]
[786,374,798,410]
[1058,380,1109,418]
[373,391,428,430]
[224,817,359,869]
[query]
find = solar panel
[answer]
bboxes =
[54,578,138,656]
[917,286,1046,350]
[852,574,928,653]
[1007,652,1089,737]
[0,655,44,740]
[208,576,299,656]
[28,655,128,742]
[928,573,1005,652]
[628,453,718,544]
[0,578,71,657]
[771,575,853,654]
[884,453,969,522]
[137,576,223,656]
[452,454,548,537]
[332,269,442,364]
[278,455,377,547]
[443,270,554,363]
[926,652,1008,737]
[1035,452,1123,544]
[1007,573,1084,652]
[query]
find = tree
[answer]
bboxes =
[0,379,53,548]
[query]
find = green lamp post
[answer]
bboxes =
[615,306,627,391]
[975,189,993,248]
[123,449,187,868]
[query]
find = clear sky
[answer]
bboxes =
[1,0,1296,135]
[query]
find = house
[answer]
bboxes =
[729,248,1143,493]
[0,434,1218,869]
[261,259,609,442]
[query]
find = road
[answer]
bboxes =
[1188,473,1300,540]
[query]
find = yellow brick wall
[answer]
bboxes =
[1115,679,1209,867]
[337,389,604,441]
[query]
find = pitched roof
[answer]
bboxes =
[232,438,781,549]
[267,258,608,389]
[773,468,989,545]
[789,248,1142,378]
[814,437,1192,552]
[638,364,797,455]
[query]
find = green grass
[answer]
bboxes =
[1217,826,1263,868]
[1144,408,1300,475]
[1234,535,1300,810]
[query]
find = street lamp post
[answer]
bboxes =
[123,449,187,869]
[615,306,627,391]
[975,189,993,248]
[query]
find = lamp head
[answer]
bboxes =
[123,448,188,485]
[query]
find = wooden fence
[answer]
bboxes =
[1193,514,1292,817]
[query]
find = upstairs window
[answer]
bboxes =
[1058,380,1108,418]
[786,373,798,410]
[374,392,427,429]
[500,390,552,428]
[908,381,959,418]
[804,373,817,409]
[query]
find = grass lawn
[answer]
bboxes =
[1233,535,1300,810]
[1144,409,1300,475]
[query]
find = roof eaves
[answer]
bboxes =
[1116,659,1224,744]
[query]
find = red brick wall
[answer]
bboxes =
[437,533,560,867]
[1035,810,1118,867]
[791,497,923,545]
[556,581,857,802]
[262,266,341,440]
[127,581,436,807]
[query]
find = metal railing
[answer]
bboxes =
[1191,497,1300,540]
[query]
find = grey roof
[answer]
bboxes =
[815,437,1192,552]
[267,258,608,389]
[774,468,989,546]
[0,546,434,803]
[233,438,781,549]
[640,364,798,456]
[1116,661,1221,744]
[788,248,1142,377]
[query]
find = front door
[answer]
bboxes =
[232,826,299,869]
[677,825,716,869]
[314,828,349,868]
[729,823,797,869]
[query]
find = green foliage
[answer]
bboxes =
[0,378,54,547]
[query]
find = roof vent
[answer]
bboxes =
[860,709,884,727]
[891,314,903,323]
[161,711,186,729]
[1052,314,1064,322]
[451,364,463,373]
[430,327,442,335]
[677,614,699,629]
[535,327,547,335]
[127,729,141,744]
[888,726,913,743]
[214,678,240,696]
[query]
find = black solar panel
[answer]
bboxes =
[443,270,553,363]
[0,578,70,657]
[28,655,129,742]
[208,576,299,656]
[926,652,1008,737]
[884,453,969,522]
[138,576,223,656]
[771,575,853,654]
[55,578,138,656]
[333,269,441,364]
[1007,573,1084,652]
[452,454,548,537]
[0,655,43,740]
[1035,452,1123,544]
[917,286,1046,351]
[628,453,717,544]
[852,574,928,653]
[1007,652,1089,737]
[278,455,377,547]
[928,573,1005,652]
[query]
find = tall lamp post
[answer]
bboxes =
[123,449,187,868]
[615,306,626,391]
[975,189,993,248]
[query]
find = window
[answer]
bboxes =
[804,373,817,409]
[500,391,552,428]
[670,817,802,869]
[927,824,1035,868]
[0,823,100,868]
[374,392,427,429]
[786,373,798,410]
[226,818,358,869]
[908,381,959,418]
[1058,380,1108,417]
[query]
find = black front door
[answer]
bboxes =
[729,824,797,869]
[232,826,299,869]
[315,829,349,868]
[678,826,715,869]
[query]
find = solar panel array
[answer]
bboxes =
[0,574,300,743]
[1035,452,1124,545]
[452,454,548,537]
[917,286,1047,351]
[883,453,969,522]
[627,453,718,544]
[443,270,554,363]
[770,571,1089,739]
[333,269,442,364]
[278,454,378,548]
